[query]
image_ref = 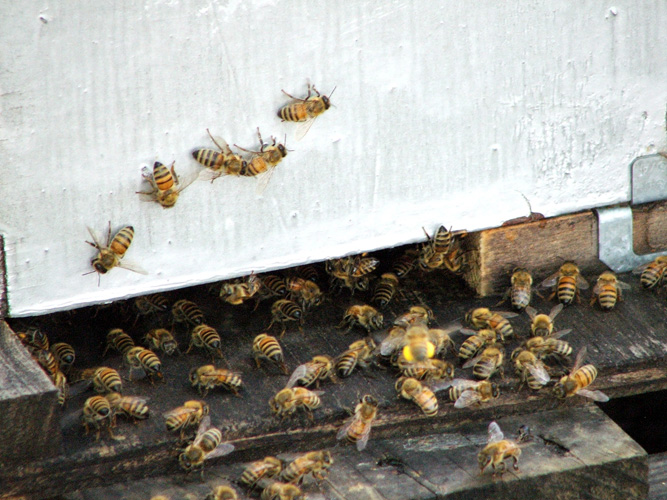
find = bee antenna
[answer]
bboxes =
[328,86,337,98]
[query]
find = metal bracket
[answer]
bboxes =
[595,154,667,272]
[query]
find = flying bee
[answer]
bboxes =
[397,357,455,382]
[285,277,324,310]
[172,299,206,327]
[590,271,630,310]
[105,392,150,421]
[178,416,235,472]
[458,328,498,362]
[82,395,115,440]
[85,223,146,278]
[205,486,239,500]
[103,328,136,357]
[190,365,243,396]
[338,304,383,333]
[50,342,75,373]
[220,273,262,305]
[540,261,590,305]
[478,421,521,477]
[136,161,190,208]
[465,308,518,341]
[335,338,377,378]
[124,346,163,382]
[524,332,573,360]
[164,400,209,440]
[633,255,667,289]
[336,394,378,451]
[393,305,434,328]
[269,387,322,420]
[144,328,180,356]
[240,456,284,490]
[433,379,500,409]
[187,324,225,360]
[193,129,247,181]
[395,377,439,417]
[234,128,288,193]
[510,349,550,390]
[279,450,333,484]
[260,482,302,500]
[553,347,609,401]
[286,355,338,389]
[134,293,170,316]
[278,83,335,140]
[525,304,571,338]
[498,268,534,311]
[268,299,304,337]
[252,333,289,374]
[371,273,400,308]
[463,346,504,380]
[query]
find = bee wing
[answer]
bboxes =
[86,226,104,248]
[294,117,317,141]
[439,320,463,334]
[616,280,631,290]
[336,416,356,441]
[255,165,276,195]
[548,304,564,320]
[379,332,406,356]
[192,415,212,444]
[526,362,551,385]
[539,271,561,289]
[68,379,93,397]
[576,275,590,290]
[494,311,519,319]
[549,328,572,339]
[487,421,504,443]
[286,364,309,388]
[356,423,372,451]
[571,346,587,373]
[524,306,538,320]
[592,282,602,295]
[117,259,149,275]
[576,389,609,402]
[206,442,236,459]
[632,261,652,274]
[462,353,485,369]
[162,406,196,419]
[353,258,380,277]
[454,388,483,408]
[458,328,479,337]
[197,168,225,183]
[431,378,476,394]
[119,395,150,405]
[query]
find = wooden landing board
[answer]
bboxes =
[62,405,647,500]
[2,263,667,498]
[649,452,667,500]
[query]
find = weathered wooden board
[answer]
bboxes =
[0,321,61,464]
[649,452,667,500]
[634,201,667,255]
[2,257,667,498]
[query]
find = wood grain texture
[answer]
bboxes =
[633,201,667,255]
[649,452,667,500]
[0,235,6,318]
[0,321,61,464]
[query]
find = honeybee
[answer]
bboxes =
[85,223,146,278]
[103,328,136,356]
[433,379,500,409]
[590,271,630,310]
[540,261,590,305]
[205,486,239,500]
[253,333,289,375]
[553,347,609,401]
[393,305,433,328]
[124,346,163,382]
[178,416,235,472]
[193,129,247,181]
[458,329,498,362]
[105,392,150,421]
[335,338,377,378]
[371,273,400,308]
[465,308,517,341]
[137,161,190,208]
[50,342,75,372]
[188,324,224,360]
[338,304,383,333]
[220,273,262,305]
[478,421,521,477]
[397,357,455,382]
[280,450,333,484]
[16,326,49,350]
[34,348,59,378]
[525,304,571,338]
[278,83,335,140]
[268,299,304,337]
[633,255,667,289]
[400,326,435,362]
[336,394,378,451]
[144,328,180,356]
[510,349,550,390]
[285,277,324,310]
[234,128,288,193]
[190,365,243,396]
[261,275,288,298]
[89,366,123,394]
[463,346,504,380]
[260,482,302,500]
[525,334,573,360]
[82,395,115,440]
[164,400,209,440]
[134,293,170,316]
[395,377,438,417]
[286,355,338,389]
[294,264,321,284]
[326,254,379,293]
[53,369,68,406]
[269,387,322,420]
[498,268,534,311]
[172,299,206,327]
[392,249,418,278]
[419,226,467,272]
[240,456,284,489]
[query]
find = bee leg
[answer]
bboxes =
[547,291,556,302]
[589,295,597,307]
